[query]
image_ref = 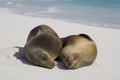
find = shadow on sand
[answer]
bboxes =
[14,46,33,66]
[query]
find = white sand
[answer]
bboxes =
[0,8,120,80]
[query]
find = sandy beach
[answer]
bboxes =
[0,8,120,80]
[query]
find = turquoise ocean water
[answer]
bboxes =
[0,0,120,29]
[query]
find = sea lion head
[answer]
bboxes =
[61,52,83,69]
[28,49,55,69]
[37,52,55,69]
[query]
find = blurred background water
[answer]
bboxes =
[0,0,120,29]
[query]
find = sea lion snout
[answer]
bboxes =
[66,56,73,67]
[45,60,55,69]
[63,54,78,69]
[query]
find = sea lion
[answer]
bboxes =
[59,34,97,69]
[23,24,62,69]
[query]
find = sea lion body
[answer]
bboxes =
[59,34,97,69]
[23,25,62,69]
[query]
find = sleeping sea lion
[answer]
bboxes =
[23,24,62,69]
[59,34,97,69]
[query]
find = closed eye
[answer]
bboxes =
[41,56,48,61]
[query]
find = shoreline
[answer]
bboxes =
[0,7,120,47]
[15,12,120,30]
[1,7,120,30]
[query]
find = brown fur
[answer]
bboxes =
[59,34,97,69]
[23,25,62,69]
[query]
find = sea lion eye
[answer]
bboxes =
[37,52,48,61]
[42,57,47,61]
[41,54,48,61]
[73,57,77,60]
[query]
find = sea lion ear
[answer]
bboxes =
[78,34,93,41]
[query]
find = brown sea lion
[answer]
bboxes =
[59,34,97,69]
[23,24,62,69]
